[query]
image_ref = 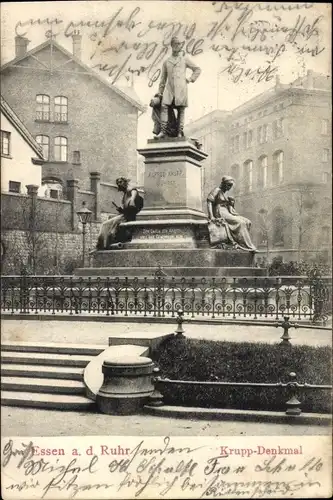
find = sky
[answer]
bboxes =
[1,1,331,146]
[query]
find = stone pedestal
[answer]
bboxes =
[123,138,208,249]
[96,356,155,415]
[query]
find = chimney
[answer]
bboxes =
[72,30,82,59]
[306,69,314,89]
[15,35,30,58]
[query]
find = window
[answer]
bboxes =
[273,118,284,139]
[273,151,284,184]
[322,149,329,162]
[257,126,262,144]
[36,135,49,160]
[258,156,268,189]
[54,136,68,161]
[54,96,68,122]
[72,150,81,164]
[244,160,253,192]
[243,132,247,149]
[322,172,330,183]
[263,124,268,142]
[321,119,329,135]
[50,189,59,199]
[272,207,285,246]
[9,181,21,193]
[1,130,11,156]
[36,94,50,121]
[247,130,253,147]
[257,125,268,144]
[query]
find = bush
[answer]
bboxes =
[268,257,332,277]
[153,337,332,413]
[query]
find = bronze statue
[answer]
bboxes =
[154,36,201,139]
[207,176,256,252]
[96,178,143,250]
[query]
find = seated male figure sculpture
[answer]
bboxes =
[96,178,143,250]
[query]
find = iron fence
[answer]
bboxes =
[1,270,331,324]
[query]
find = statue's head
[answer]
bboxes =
[116,177,129,191]
[221,176,235,191]
[170,36,184,55]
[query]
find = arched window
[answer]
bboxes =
[36,94,50,121]
[273,151,284,184]
[272,207,285,246]
[54,136,68,162]
[243,160,253,192]
[258,156,268,189]
[36,135,49,160]
[54,96,68,122]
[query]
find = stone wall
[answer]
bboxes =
[1,222,101,275]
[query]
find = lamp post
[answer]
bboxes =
[77,202,92,267]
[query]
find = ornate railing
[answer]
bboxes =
[1,270,331,324]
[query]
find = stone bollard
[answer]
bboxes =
[96,355,155,415]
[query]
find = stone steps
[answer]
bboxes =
[1,364,84,380]
[1,376,86,395]
[1,391,95,410]
[1,351,93,367]
[0,342,105,411]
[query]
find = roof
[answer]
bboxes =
[186,110,230,132]
[1,95,44,159]
[1,38,146,112]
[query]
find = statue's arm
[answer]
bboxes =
[128,189,138,207]
[207,200,215,220]
[158,62,167,96]
[185,56,201,83]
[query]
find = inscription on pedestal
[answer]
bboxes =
[145,164,186,207]
[135,227,189,240]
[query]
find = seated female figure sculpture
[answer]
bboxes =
[207,176,256,252]
[96,177,143,250]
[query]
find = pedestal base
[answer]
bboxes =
[77,249,264,277]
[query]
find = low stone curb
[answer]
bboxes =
[2,312,331,330]
[144,405,332,426]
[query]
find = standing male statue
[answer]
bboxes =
[155,36,201,138]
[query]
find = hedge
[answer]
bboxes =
[153,337,332,413]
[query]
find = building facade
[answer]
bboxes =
[1,34,145,199]
[185,110,230,204]
[1,95,44,196]
[186,71,332,262]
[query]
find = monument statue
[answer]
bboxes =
[207,176,257,252]
[153,36,201,139]
[96,178,143,250]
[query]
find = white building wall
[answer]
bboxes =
[1,112,43,195]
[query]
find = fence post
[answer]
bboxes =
[175,309,185,336]
[90,172,101,222]
[285,372,302,416]
[275,316,298,345]
[147,367,164,407]
[67,179,79,231]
